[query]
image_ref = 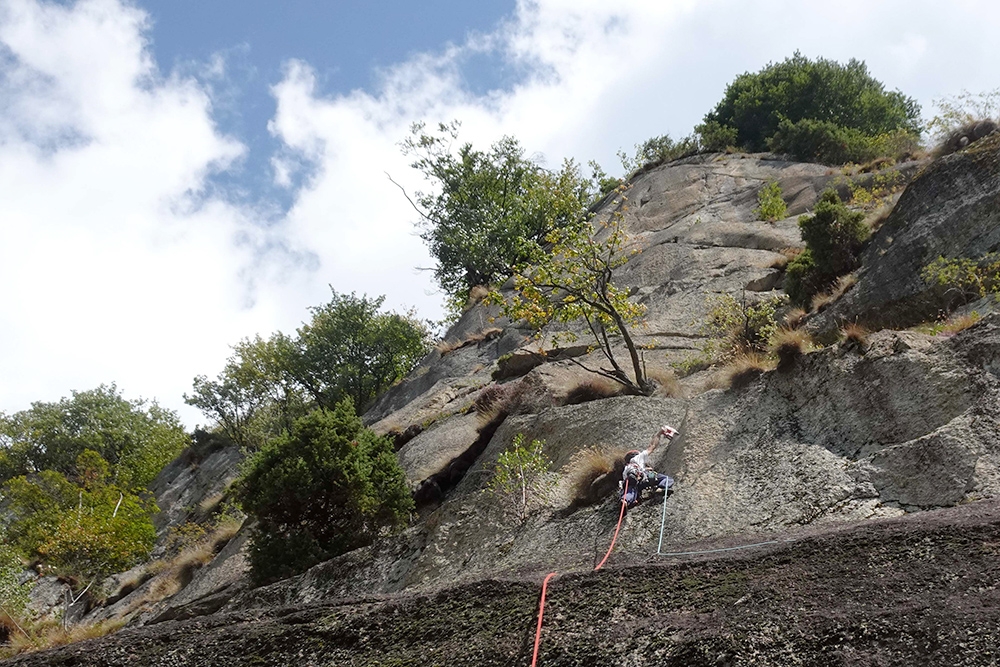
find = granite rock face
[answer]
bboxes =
[811,133,1000,334]
[34,146,1000,664]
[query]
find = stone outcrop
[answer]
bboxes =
[18,142,1000,665]
[811,133,1000,334]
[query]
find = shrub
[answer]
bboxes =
[922,254,1000,306]
[487,434,553,522]
[2,452,156,582]
[926,88,1000,144]
[754,180,787,221]
[0,544,32,620]
[703,293,787,360]
[694,120,739,152]
[400,122,595,299]
[236,401,412,586]
[701,52,921,155]
[784,190,868,307]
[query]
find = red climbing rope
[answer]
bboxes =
[530,571,557,667]
[594,492,628,571]
[529,480,629,666]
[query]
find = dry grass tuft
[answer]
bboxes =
[563,378,621,405]
[560,446,624,508]
[714,353,775,390]
[473,380,527,427]
[864,200,895,233]
[783,307,808,330]
[1,618,126,657]
[467,284,490,305]
[436,327,504,355]
[811,274,858,313]
[939,312,982,335]
[646,366,684,398]
[771,328,813,370]
[840,322,869,351]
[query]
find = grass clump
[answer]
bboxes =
[771,328,813,370]
[840,322,870,352]
[915,312,982,337]
[563,378,621,406]
[0,618,126,658]
[560,447,623,509]
[710,354,775,390]
[810,274,858,313]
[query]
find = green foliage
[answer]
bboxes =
[922,254,1000,303]
[187,291,429,448]
[292,291,429,413]
[784,190,868,307]
[0,542,33,618]
[2,451,155,581]
[0,385,186,492]
[487,433,552,523]
[701,52,921,162]
[926,89,1000,141]
[187,333,301,451]
[490,204,651,394]
[753,180,787,221]
[694,120,739,152]
[400,121,596,299]
[703,293,787,360]
[236,400,412,586]
[618,134,701,174]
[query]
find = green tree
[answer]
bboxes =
[186,333,304,451]
[235,400,412,586]
[699,52,921,160]
[398,121,595,299]
[0,385,187,491]
[1,450,156,581]
[491,202,652,395]
[186,291,428,447]
[487,433,552,523]
[291,291,429,413]
[784,190,868,306]
[0,541,33,620]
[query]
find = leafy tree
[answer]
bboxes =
[491,202,652,395]
[699,52,921,161]
[0,541,33,620]
[291,291,429,413]
[187,291,428,447]
[0,385,187,491]
[235,400,412,586]
[487,433,552,523]
[187,334,304,451]
[398,121,595,299]
[1,450,156,581]
[784,190,868,306]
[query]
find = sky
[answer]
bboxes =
[2,0,1000,427]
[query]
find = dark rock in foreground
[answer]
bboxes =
[7,500,1000,666]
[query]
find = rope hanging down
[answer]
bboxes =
[529,480,630,667]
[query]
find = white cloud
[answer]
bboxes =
[4,0,1000,425]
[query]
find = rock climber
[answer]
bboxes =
[621,424,678,508]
